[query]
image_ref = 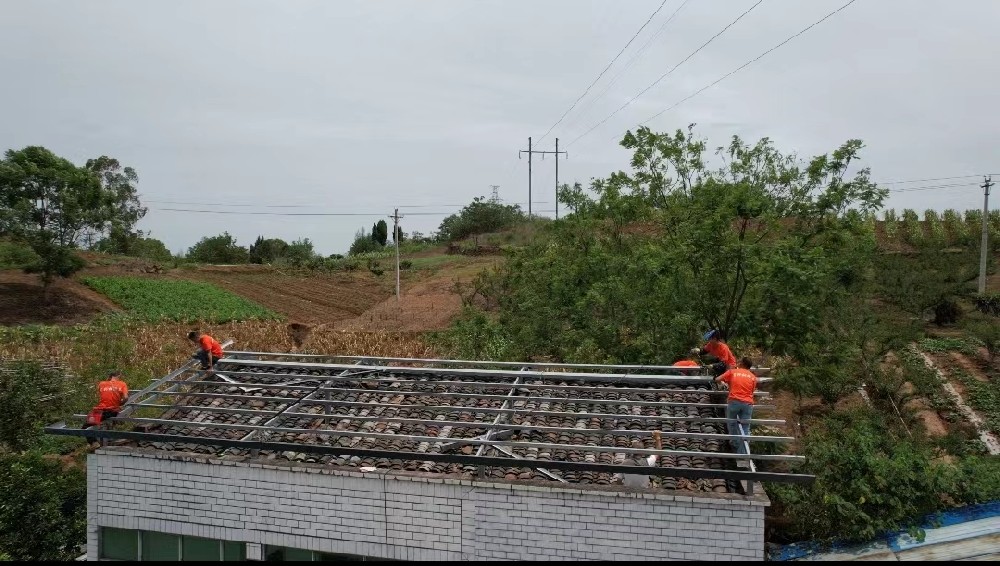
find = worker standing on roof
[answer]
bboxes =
[188,330,224,371]
[690,329,737,377]
[84,370,129,445]
[715,357,758,464]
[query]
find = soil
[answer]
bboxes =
[948,351,991,383]
[0,270,120,325]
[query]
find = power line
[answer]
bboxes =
[151,207,558,217]
[876,174,986,186]
[635,0,857,129]
[534,0,672,146]
[568,0,765,147]
[145,200,550,209]
[563,0,691,134]
[887,182,982,193]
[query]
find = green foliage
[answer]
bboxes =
[81,276,280,322]
[434,307,513,361]
[901,209,922,246]
[942,209,968,245]
[874,249,980,325]
[0,452,87,561]
[284,238,316,265]
[883,209,898,239]
[448,126,885,370]
[0,147,144,291]
[0,240,39,268]
[349,228,383,256]
[437,196,525,242]
[371,220,388,246]
[767,408,957,543]
[248,236,289,264]
[951,456,1000,505]
[0,362,85,452]
[93,232,172,262]
[923,209,945,247]
[186,232,249,264]
[918,337,981,356]
[949,367,1000,435]
[399,259,413,270]
[974,293,1000,317]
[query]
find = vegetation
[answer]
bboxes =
[0,147,144,296]
[348,228,383,256]
[437,196,525,241]
[371,219,389,247]
[186,232,249,264]
[82,276,280,322]
[93,233,172,262]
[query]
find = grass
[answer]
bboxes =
[950,368,1000,436]
[81,276,281,323]
[918,337,983,356]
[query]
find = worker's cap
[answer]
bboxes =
[703,329,719,341]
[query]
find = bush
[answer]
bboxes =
[186,232,248,264]
[437,196,525,241]
[348,230,383,256]
[767,408,957,543]
[0,362,83,452]
[974,293,1000,317]
[399,259,413,270]
[0,240,40,269]
[0,452,87,561]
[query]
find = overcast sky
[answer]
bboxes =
[2,0,998,255]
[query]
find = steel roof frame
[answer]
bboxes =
[48,350,812,487]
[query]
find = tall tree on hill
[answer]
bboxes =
[0,147,144,298]
[371,219,388,246]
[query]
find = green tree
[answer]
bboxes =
[248,236,289,264]
[348,228,382,256]
[93,232,171,262]
[768,408,956,543]
[437,197,525,241]
[371,220,388,246]
[285,238,316,264]
[186,232,249,264]
[0,452,87,561]
[0,147,143,297]
[452,126,884,371]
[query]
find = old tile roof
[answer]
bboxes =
[132,359,760,494]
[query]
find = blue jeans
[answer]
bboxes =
[726,400,753,455]
[193,351,222,369]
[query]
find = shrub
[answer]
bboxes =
[399,259,413,270]
[437,196,525,241]
[186,232,249,264]
[348,229,383,256]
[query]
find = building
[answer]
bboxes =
[49,350,811,561]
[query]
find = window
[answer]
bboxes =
[141,531,180,561]
[99,527,245,561]
[265,545,396,562]
[100,527,138,561]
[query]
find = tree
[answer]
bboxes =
[0,147,143,297]
[348,228,382,256]
[437,197,525,241]
[248,236,289,264]
[285,238,316,264]
[93,232,172,262]
[371,220,388,246]
[452,125,885,371]
[0,452,87,561]
[186,232,249,264]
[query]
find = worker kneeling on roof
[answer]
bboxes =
[84,370,129,443]
[690,329,737,377]
[188,330,224,371]
[715,357,758,464]
[672,357,700,377]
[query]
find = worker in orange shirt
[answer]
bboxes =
[673,357,700,376]
[188,330,224,371]
[84,370,129,443]
[690,329,737,377]
[715,357,758,463]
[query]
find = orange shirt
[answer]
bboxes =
[199,335,224,358]
[673,360,699,367]
[718,368,757,405]
[704,341,737,369]
[96,379,129,410]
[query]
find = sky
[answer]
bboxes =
[2,0,998,255]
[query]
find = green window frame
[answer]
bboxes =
[98,527,246,561]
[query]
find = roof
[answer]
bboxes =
[47,350,811,495]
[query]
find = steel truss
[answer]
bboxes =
[46,350,812,489]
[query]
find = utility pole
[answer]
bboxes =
[979,175,994,294]
[518,137,566,218]
[554,138,568,220]
[390,208,404,303]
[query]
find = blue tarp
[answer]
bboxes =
[769,500,1000,561]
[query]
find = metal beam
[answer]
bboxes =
[128,403,795,443]
[45,424,813,485]
[225,350,772,374]
[158,391,787,425]
[147,379,775,411]
[216,358,774,385]
[108,416,804,462]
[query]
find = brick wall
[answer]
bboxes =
[89,449,767,561]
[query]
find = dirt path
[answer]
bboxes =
[948,351,991,383]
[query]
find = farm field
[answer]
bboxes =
[82,276,280,323]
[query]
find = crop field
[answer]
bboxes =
[82,276,280,323]
[178,271,390,324]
